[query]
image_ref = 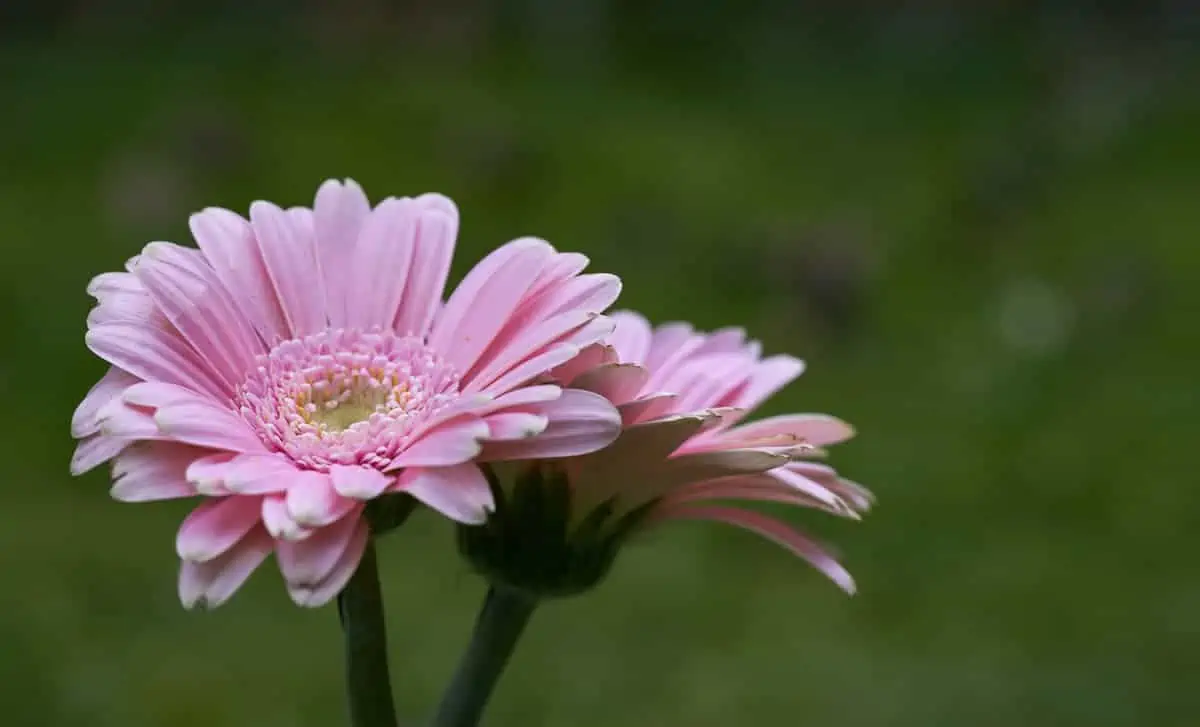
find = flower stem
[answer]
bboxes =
[338,538,399,727]
[432,586,538,727]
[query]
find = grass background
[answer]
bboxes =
[0,4,1196,725]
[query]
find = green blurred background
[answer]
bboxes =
[1,2,1196,725]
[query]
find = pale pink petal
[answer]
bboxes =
[550,343,618,385]
[287,522,369,607]
[178,526,273,609]
[725,414,856,447]
[484,412,549,440]
[262,494,314,540]
[385,418,490,470]
[134,242,262,388]
[110,441,207,501]
[189,207,289,343]
[608,310,653,364]
[659,448,791,483]
[71,433,129,475]
[523,252,590,302]
[72,368,138,437]
[473,384,562,415]
[276,513,364,591]
[136,385,265,453]
[249,201,327,337]
[506,272,621,328]
[569,363,649,406]
[465,310,598,393]
[286,471,357,527]
[222,454,297,495]
[647,505,855,594]
[176,497,264,562]
[667,478,858,519]
[691,326,748,356]
[395,463,493,524]
[480,389,620,460]
[616,392,679,424]
[429,238,555,373]
[481,342,588,397]
[393,199,457,336]
[313,179,371,327]
[766,467,856,514]
[184,452,238,495]
[86,322,228,400]
[330,464,394,499]
[727,354,806,412]
[95,400,162,440]
[341,198,418,330]
[85,271,157,327]
[660,352,755,412]
[644,322,702,372]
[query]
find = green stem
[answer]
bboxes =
[432,587,538,727]
[338,539,399,727]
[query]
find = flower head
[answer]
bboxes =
[72,179,623,608]
[459,311,871,598]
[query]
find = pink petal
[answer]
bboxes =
[86,322,229,400]
[134,242,263,389]
[464,309,598,393]
[616,392,679,424]
[184,452,238,495]
[85,271,157,327]
[262,494,315,540]
[569,363,649,406]
[109,441,206,501]
[341,198,418,331]
[393,198,457,336]
[71,433,129,475]
[141,386,265,453]
[429,238,555,373]
[313,179,371,328]
[550,343,618,385]
[647,505,855,594]
[608,310,653,364]
[178,526,273,609]
[484,412,549,440]
[481,341,590,397]
[691,326,749,356]
[725,414,856,447]
[222,454,297,495]
[287,522,369,607]
[480,389,620,460]
[330,464,393,499]
[473,384,562,415]
[659,448,791,483]
[395,464,493,524]
[72,368,138,437]
[286,471,357,527]
[727,354,806,412]
[660,352,755,413]
[766,467,856,514]
[249,201,327,338]
[507,271,621,329]
[176,497,264,562]
[95,400,161,440]
[276,513,364,592]
[385,418,490,470]
[666,478,858,519]
[189,207,290,344]
[644,322,703,374]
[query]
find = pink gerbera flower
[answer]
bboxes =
[71,179,623,608]
[461,311,871,596]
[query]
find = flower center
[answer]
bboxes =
[237,328,461,470]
